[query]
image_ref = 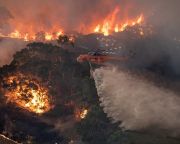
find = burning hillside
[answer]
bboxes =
[0,31,179,144]
[93,7,143,36]
[0,12,144,41]
[0,1,145,40]
[0,30,64,41]
[0,0,180,144]
[2,73,53,114]
[0,43,100,143]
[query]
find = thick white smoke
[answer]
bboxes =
[0,39,26,66]
[94,66,180,135]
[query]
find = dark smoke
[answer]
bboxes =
[93,30,180,136]
[0,0,179,140]
[92,0,180,135]
[0,0,178,33]
[0,0,179,66]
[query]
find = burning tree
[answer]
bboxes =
[2,73,53,114]
[93,7,144,36]
[0,31,179,144]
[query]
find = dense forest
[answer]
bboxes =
[0,41,179,144]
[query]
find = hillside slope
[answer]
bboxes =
[0,42,179,144]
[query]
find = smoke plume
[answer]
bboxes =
[0,0,179,66]
[0,39,26,66]
[94,67,180,136]
[0,0,179,34]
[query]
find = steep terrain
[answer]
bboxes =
[0,39,179,144]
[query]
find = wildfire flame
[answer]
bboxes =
[0,30,63,41]
[0,7,144,40]
[80,109,88,119]
[75,108,88,120]
[2,73,53,114]
[93,7,144,36]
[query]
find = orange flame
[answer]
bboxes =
[3,73,53,114]
[0,29,63,41]
[75,108,88,120]
[93,7,144,36]
[0,7,144,40]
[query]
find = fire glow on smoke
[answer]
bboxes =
[2,73,53,114]
[93,7,144,36]
[0,29,63,41]
[0,6,144,40]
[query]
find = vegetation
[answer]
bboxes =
[0,42,179,144]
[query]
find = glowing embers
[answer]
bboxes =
[2,73,53,114]
[93,7,144,36]
[75,108,88,120]
[0,30,63,41]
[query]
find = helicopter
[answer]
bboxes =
[77,49,134,64]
